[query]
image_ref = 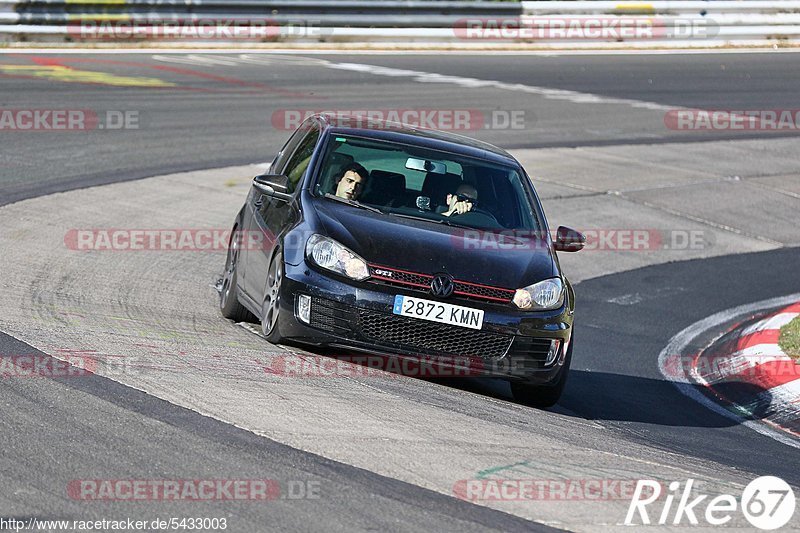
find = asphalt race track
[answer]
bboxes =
[4,51,800,205]
[1,50,799,531]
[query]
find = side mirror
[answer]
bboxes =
[553,226,585,252]
[253,174,292,202]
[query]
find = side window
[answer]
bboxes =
[272,118,315,173]
[271,129,304,174]
[281,123,321,192]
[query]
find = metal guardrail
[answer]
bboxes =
[0,0,799,46]
[2,0,522,27]
[518,1,800,44]
[523,1,800,14]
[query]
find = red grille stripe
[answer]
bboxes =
[368,264,513,303]
[370,274,431,290]
[453,290,510,303]
[454,279,515,294]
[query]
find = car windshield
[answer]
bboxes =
[311,134,544,231]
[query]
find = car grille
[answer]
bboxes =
[367,264,515,303]
[309,297,513,359]
[308,297,358,336]
[507,337,556,364]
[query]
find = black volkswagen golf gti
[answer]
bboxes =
[220,114,585,407]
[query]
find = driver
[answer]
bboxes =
[333,163,369,201]
[440,184,478,217]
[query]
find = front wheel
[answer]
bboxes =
[510,334,573,408]
[261,250,285,344]
[220,227,257,323]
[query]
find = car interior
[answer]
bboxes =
[313,136,540,231]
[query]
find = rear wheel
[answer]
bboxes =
[261,250,285,344]
[220,227,257,323]
[510,335,573,408]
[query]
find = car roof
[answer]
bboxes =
[314,113,520,167]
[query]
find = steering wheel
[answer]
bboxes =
[471,206,497,220]
[451,207,500,227]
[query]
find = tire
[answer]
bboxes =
[510,334,573,408]
[261,249,285,344]
[220,227,257,323]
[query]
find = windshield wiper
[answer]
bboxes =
[324,194,384,214]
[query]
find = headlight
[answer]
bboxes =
[305,234,370,281]
[513,278,564,310]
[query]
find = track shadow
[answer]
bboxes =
[559,369,766,428]
[430,370,769,429]
[293,345,762,429]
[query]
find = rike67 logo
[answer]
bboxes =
[626,476,796,530]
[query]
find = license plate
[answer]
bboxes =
[392,295,484,330]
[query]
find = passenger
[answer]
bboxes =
[440,184,478,217]
[333,163,369,201]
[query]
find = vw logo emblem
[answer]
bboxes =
[430,274,455,298]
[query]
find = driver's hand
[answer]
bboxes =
[443,195,473,216]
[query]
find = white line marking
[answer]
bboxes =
[757,377,800,403]
[615,193,785,246]
[658,293,800,449]
[152,54,241,66]
[730,344,789,359]
[749,380,800,438]
[324,61,672,111]
[151,53,331,67]
[151,54,213,66]
[150,52,677,112]
[239,54,330,66]
[184,53,241,66]
[741,312,800,336]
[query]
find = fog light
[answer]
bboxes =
[545,339,562,366]
[297,294,311,324]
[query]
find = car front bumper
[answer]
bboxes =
[275,261,574,384]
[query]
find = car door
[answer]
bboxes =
[241,120,321,305]
[239,120,311,301]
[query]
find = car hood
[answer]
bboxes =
[311,199,558,289]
